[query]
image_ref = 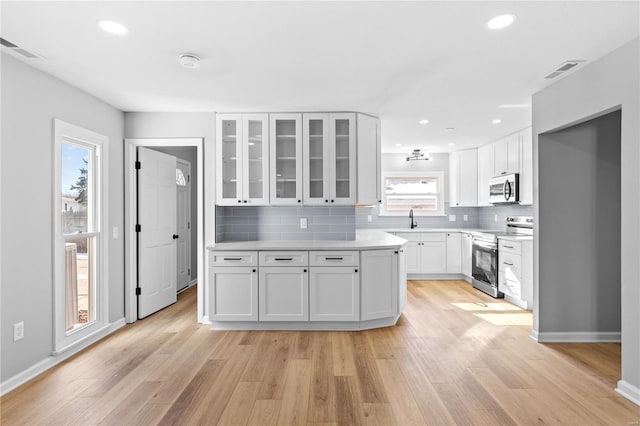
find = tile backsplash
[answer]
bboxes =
[216,206,356,242]
[478,204,534,229]
[355,204,480,229]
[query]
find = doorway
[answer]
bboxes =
[124,138,204,323]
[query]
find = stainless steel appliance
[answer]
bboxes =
[471,216,533,298]
[489,173,519,204]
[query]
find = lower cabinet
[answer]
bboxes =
[361,249,398,321]
[209,265,258,321]
[309,266,359,321]
[259,266,309,322]
[396,232,446,274]
[461,232,473,277]
[446,232,461,273]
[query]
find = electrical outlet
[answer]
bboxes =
[300,218,307,229]
[448,214,456,222]
[13,321,24,342]
[494,214,499,222]
[112,226,119,239]
[367,215,372,222]
[463,214,468,221]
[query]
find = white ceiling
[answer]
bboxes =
[2,1,638,153]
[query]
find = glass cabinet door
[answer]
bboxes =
[216,114,243,205]
[242,114,269,205]
[270,114,302,205]
[330,113,356,204]
[303,114,329,205]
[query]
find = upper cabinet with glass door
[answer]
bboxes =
[303,113,356,205]
[270,114,303,205]
[216,114,269,206]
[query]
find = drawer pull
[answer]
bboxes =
[252,269,256,273]
[275,257,293,261]
[325,257,344,260]
[223,257,242,261]
[503,261,514,266]
[503,245,514,249]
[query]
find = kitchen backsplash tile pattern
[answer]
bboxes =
[216,206,356,242]
[356,204,480,229]
[478,204,534,229]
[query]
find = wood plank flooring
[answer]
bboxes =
[2,280,639,425]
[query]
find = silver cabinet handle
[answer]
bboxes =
[503,261,514,266]
[325,257,344,260]
[275,257,293,261]
[503,245,514,249]
[224,257,242,260]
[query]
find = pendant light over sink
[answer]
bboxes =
[406,149,430,161]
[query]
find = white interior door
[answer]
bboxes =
[176,159,191,292]
[138,147,177,318]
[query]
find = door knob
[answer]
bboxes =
[172,234,179,239]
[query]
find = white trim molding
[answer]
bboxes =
[530,330,621,342]
[0,318,125,397]
[616,380,640,406]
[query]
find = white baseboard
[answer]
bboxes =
[616,380,640,406]
[408,274,466,280]
[189,278,198,287]
[0,318,126,396]
[530,330,621,343]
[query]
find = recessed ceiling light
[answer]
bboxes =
[487,14,516,30]
[498,104,530,109]
[419,119,430,124]
[448,143,455,146]
[395,143,403,147]
[97,20,128,35]
[179,54,201,69]
[444,127,455,132]
[492,119,502,124]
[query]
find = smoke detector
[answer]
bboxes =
[406,149,430,162]
[179,54,201,69]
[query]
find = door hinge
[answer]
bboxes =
[135,287,141,296]
[188,175,190,183]
[135,161,141,170]
[135,224,141,232]
[188,268,191,276]
[188,221,190,229]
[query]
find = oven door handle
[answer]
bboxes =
[504,180,512,201]
[473,241,498,250]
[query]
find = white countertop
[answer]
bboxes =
[208,229,407,251]
[497,234,533,242]
[385,227,500,234]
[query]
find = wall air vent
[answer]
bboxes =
[0,37,40,59]
[544,60,585,79]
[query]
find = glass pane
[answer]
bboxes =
[385,176,440,211]
[247,120,264,199]
[308,119,324,198]
[176,169,186,187]
[221,120,237,199]
[65,236,96,331]
[275,120,297,199]
[61,143,92,234]
[335,119,350,198]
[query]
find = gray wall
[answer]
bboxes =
[1,54,125,382]
[149,146,198,281]
[532,37,639,396]
[538,111,621,333]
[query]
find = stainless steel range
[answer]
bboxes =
[471,216,533,298]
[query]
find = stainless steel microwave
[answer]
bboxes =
[489,173,519,204]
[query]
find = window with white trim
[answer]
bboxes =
[380,171,445,216]
[54,119,108,353]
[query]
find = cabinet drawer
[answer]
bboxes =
[499,271,522,299]
[210,251,258,267]
[499,252,522,275]
[421,233,446,242]
[309,251,359,267]
[499,239,522,255]
[394,232,421,242]
[259,251,308,267]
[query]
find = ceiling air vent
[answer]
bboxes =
[544,60,585,79]
[0,37,40,59]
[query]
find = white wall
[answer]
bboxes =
[0,54,125,382]
[532,38,640,403]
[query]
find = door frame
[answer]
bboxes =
[176,157,191,291]
[124,138,204,323]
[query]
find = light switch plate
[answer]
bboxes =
[463,214,468,221]
[112,226,119,239]
[300,218,308,229]
[367,215,372,222]
[448,214,456,222]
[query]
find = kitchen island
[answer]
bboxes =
[206,230,407,330]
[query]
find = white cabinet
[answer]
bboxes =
[270,114,303,205]
[449,149,478,207]
[494,132,520,176]
[497,239,533,310]
[361,249,398,321]
[302,113,356,205]
[258,251,308,321]
[216,114,270,206]
[395,232,447,274]
[309,251,359,321]
[209,251,259,321]
[446,232,462,273]
[461,232,473,277]
[398,244,407,313]
[356,113,381,205]
[519,127,533,205]
[477,144,494,206]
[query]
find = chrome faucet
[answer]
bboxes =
[409,208,418,229]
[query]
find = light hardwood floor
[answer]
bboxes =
[2,280,639,425]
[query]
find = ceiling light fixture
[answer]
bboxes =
[492,119,502,124]
[406,149,430,162]
[487,14,516,30]
[395,143,403,147]
[179,54,201,69]
[444,127,455,132]
[448,143,455,146]
[97,20,128,35]
[498,104,530,109]
[418,119,430,124]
